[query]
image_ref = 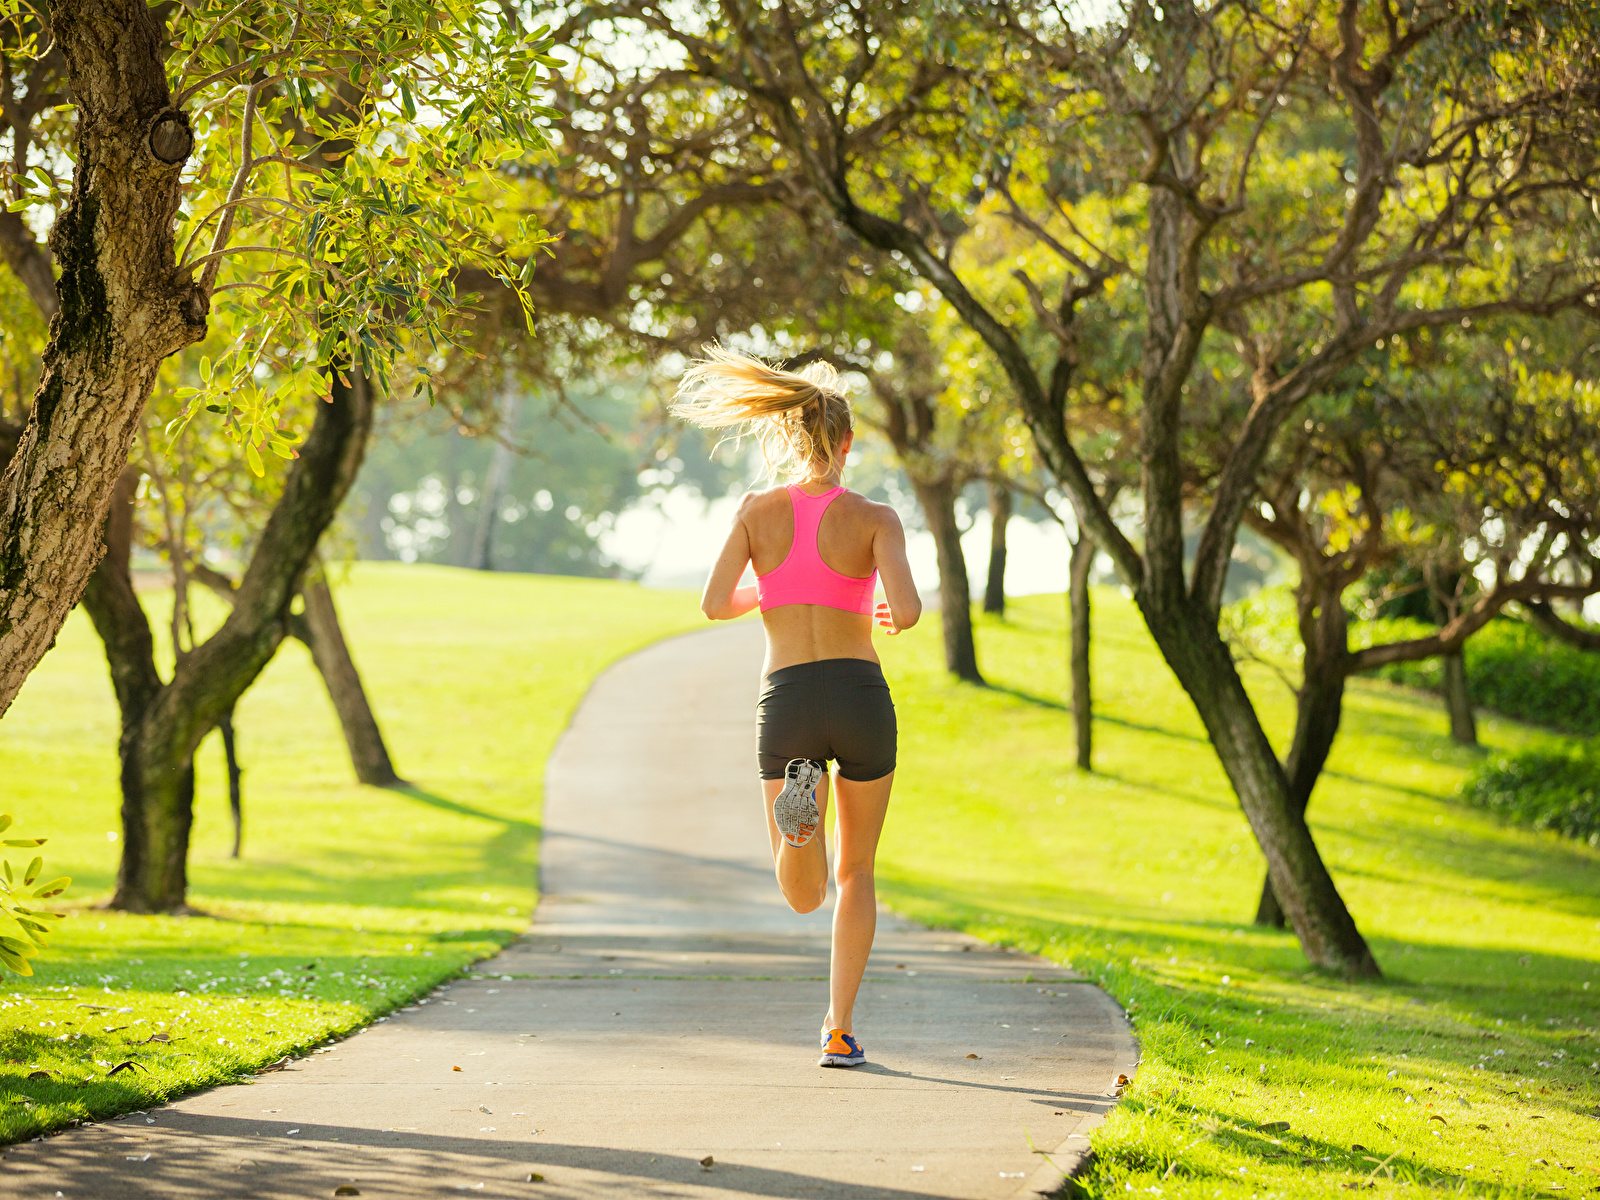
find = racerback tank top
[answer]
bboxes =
[755,485,878,615]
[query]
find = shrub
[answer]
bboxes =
[1362,618,1600,736]
[1227,587,1600,733]
[1459,744,1600,847]
[0,815,67,976]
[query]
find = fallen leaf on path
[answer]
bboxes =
[966,1053,980,1059]
[478,1105,492,1115]
[1429,1115,1447,1125]
[106,1062,141,1077]
[700,1156,714,1170]
[1258,1122,1290,1133]
[126,1154,150,1162]
[255,1057,292,1074]
[452,1066,462,1072]
[334,1189,361,1197]
[526,1173,544,1182]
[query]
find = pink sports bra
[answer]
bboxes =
[755,485,878,615]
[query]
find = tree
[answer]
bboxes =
[0,0,556,716]
[614,0,1600,975]
[1232,321,1600,924]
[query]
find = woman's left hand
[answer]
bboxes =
[875,601,900,635]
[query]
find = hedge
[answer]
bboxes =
[1459,743,1600,847]
[1225,586,1600,734]
[1360,616,1600,737]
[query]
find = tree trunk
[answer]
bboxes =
[97,358,375,911]
[1139,593,1379,977]
[1442,651,1477,746]
[1256,581,1351,928]
[219,708,243,858]
[983,480,1010,615]
[190,559,402,787]
[0,0,207,717]
[1069,531,1095,771]
[470,390,520,571]
[299,559,403,786]
[910,475,982,684]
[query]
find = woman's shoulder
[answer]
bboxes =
[839,489,903,529]
[734,485,792,519]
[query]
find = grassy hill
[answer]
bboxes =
[0,569,1594,1197]
[0,564,701,1140]
[875,591,1599,1198]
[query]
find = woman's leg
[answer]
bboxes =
[762,771,831,914]
[823,770,893,1034]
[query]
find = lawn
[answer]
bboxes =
[0,563,701,1142]
[876,591,1600,1199]
[2,569,1596,1196]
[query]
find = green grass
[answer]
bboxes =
[875,591,1600,1199]
[0,564,700,1142]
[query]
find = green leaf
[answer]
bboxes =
[400,80,417,121]
[5,198,34,213]
[0,815,13,836]
[2,839,44,847]
[2,861,10,884]
[246,442,265,477]
[32,877,68,900]
[0,947,33,977]
[22,857,40,886]
[200,356,213,382]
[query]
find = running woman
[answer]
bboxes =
[673,347,921,1069]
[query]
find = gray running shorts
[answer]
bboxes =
[756,658,897,782]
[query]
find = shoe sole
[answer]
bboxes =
[774,759,823,848]
[818,1053,864,1068]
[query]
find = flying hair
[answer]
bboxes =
[671,345,854,480]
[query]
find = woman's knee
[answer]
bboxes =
[834,862,875,893]
[786,882,828,914]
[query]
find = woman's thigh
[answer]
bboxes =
[831,771,893,877]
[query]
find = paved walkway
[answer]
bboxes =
[2,623,1135,1199]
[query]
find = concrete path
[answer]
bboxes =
[1,623,1135,1200]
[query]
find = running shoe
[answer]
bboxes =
[818,1028,865,1068]
[773,758,823,849]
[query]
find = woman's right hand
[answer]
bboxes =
[875,601,900,635]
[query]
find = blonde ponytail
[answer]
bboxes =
[670,345,854,480]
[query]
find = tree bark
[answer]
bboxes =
[1442,651,1478,746]
[189,559,401,787]
[1138,591,1379,977]
[219,708,243,857]
[983,480,1010,615]
[1525,601,1600,651]
[0,212,58,320]
[0,0,207,717]
[1069,531,1094,771]
[910,474,982,684]
[298,559,403,786]
[1255,580,1351,928]
[92,358,375,911]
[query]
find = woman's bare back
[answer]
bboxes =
[742,485,888,674]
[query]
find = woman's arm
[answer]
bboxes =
[871,507,921,634]
[701,495,761,621]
